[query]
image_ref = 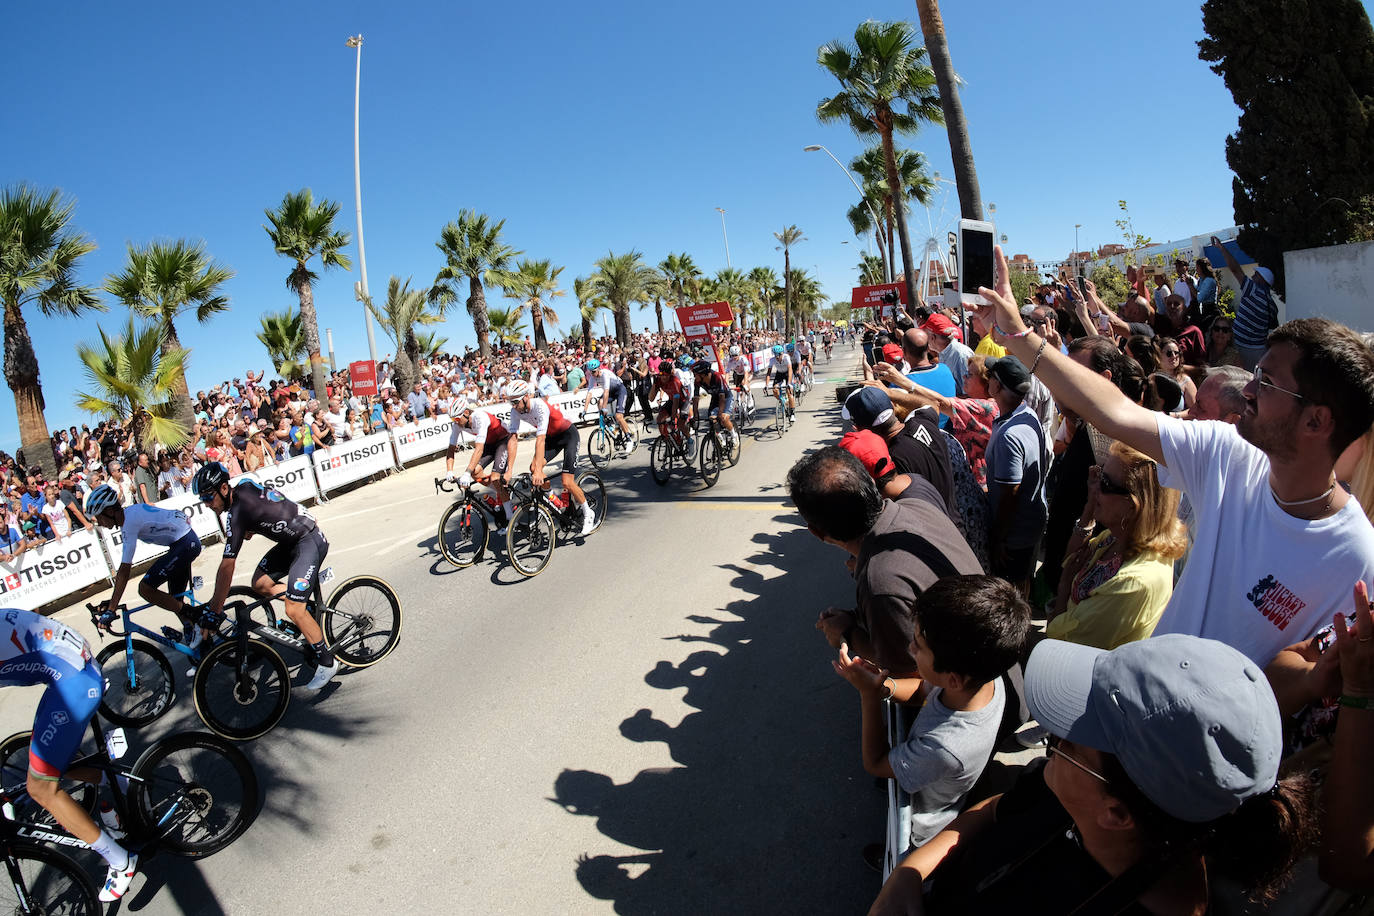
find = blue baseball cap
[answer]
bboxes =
[1026,635,1281,823]
[841,386,895,430]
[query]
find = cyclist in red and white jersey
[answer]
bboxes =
[446,396,515,523]
[723,345,754,415]
[649,360,691,442]
[505,381,596,536]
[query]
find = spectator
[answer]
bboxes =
[843,384,957,523]
[345,408,367,440]
[1184,365,1249,423]
[984,356,1047,594]
[1193,257,1219,325]
[1159,295,1206,368]
[242,429,271,472]
[788,447,981,677]
[874,359,997,490]
[1211,236,1278,370]
[205,430,242,477]
[406,382,429,421]
[1205,317,1244,368]
[40,485,72,540]
[920,313,972,396]
[288,411,314,457]
[1157,336,1197,410]
[899,327,956,408]
[20,478,50,539]
[132,451,158,504]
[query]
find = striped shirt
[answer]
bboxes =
[1233,275,1276,349]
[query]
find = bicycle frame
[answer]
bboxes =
[94,586,211,667]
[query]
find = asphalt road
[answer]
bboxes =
[3,357,894,915]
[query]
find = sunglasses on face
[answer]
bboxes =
[1092,465,1131,497]
[1046,734,1112,785]
[1163,349,1180,358]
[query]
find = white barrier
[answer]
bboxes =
[390,416,455,464]
[311,431,398,493]
[0,528,109,611]
[231,454,320,504]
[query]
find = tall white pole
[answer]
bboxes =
[348,34,379,369]
[715,207,731,268]
[803,145,889,282]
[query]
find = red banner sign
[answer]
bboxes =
[349,360,378,397]
[675,301,734,343]
[851,282,907,316]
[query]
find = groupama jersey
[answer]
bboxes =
[118,503,192,566]
[0,608,91,687]
[222,480,318,560]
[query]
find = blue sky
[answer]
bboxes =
[8,0,1351,449]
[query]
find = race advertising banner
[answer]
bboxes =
[851,282,906,317]
[0,528,109,611]
[349,360,378,397]
[674,302,734,343]
[96,491,225,574]
[391,416,454,464]
[311,431,397,492]
[230,454,320,504]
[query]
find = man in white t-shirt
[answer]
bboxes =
[971,246,1374,666]
[322,397,349,442]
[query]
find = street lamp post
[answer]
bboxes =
[804,145,890,283]
[1074,223,1082,278]
[346,34,380,371]
[715,207,731,268]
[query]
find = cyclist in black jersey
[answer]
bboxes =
[691,360,739,447]
[194,463,339,689]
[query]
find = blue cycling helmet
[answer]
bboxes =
[785,343,795,352]
[772,344,784,355]
[84,484,119,518]
[586,358,600,371]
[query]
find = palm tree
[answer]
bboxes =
[256,308,309,384]
[104,238,233,429]
[659,253,702,328]
[714,267,750,328]
[642,270,670,335]
[0,184,103,476]
[487,307,526,346]
[263,189,352,400]
[572,276,608,345]
[773,225,806,338]
[857,253,886,285]
[75,316,189,452]
[818,20,943,313]
[747,267,780,329]
[786,268,830,327]
[914,0,982,219]
[500,258,564,351]
[591,251,657,347]
[850,145,935,276]
[367,275,441,392]
[414,330,449,360]
[432,210,522,360]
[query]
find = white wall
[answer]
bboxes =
[1284,241,1374,332]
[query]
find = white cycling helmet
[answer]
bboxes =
[729,345,740,356]
[450,395,469,414]
[505,380,531,399]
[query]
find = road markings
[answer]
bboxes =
[677,502,792,511]
[325,492,433,522]
[328,520,435,557]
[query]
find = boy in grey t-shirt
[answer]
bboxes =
[834,575,1029,849]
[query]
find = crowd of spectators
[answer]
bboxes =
[795,243,1374,912]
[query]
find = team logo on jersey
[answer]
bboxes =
[88,687,99,699]
[42,629,52,641]
[52,711,68,726]
[266,490,284,502]
[293,578,309,593]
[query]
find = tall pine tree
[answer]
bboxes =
[1199,0,1374,293]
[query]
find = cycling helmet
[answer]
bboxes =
[193,462,231,502]
[505,380,530,399]
[785,342,795,352]
[692,360,712,374]
[450,395,469,414]
[84,484,119,518]
[585,358,600,371]
[657,361,675,374]
[729,345,741,356]
[678,355,694,368]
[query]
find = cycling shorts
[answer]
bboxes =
[28,659,102,779]
[256,529,330,603]
[607,383,628,415]
[707,391,735,418]
[731,373,746,389]
[143,531,202,595]
[478,439,510,475]
[769,372,790,386]
[542,425,580,473]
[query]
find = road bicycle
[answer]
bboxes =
[648,416,701,487]
[88,581,228,729]
[695,414,740,487]
[824,340,833,362]
[435,476,506,568]
[0,716,256,913]
[770,384,795,434]
[584,409,637,468]
[504,469,606,577]
[730,384,756,431]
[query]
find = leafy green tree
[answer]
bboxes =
[487,307,525,345]
[0,184,104,476]
[857,254,885,285]
[849,145,934,277]
[786,267,829,328]
[263,189,352,400]
[1200,0,1374,292]
[748,266,780,328]
[659,252,702,323]
[432,210,522,359]
[591,250,657,346]
[500,258,564,351]
[818,20,943,314]
[714,267,750,328]
[642,270,670,335]
[773,225,806,338]
[915,0,983,219]
[572,276,608,344]
[104,238,232,429]
[75,316,189,451]
[256,308,309,384]
[367,275,441,391]
[414,330,449,361]
[1088,264,1131,308]
[1008,269,1038,308]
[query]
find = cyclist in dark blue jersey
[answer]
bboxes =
[690,359,739,448]
[194,463,339,689]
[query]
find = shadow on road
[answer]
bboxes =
[551,511,881,915]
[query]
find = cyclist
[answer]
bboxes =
[767,344,796,420]
[691,359,739,449]
[649,360,691,443]
[723,345,754,415]
[446,395,516,525]
[506,380,596,536]
[795,337,813,385]
[581,358,636,454]
[0,607,138,901]
[193,463,339,690]
[85,484,206,648]
[822,329,834,361]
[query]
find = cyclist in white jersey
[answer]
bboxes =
[85,485,206,648]
[766,344,796,419]
[445,396,516,523]
[506,381,596,535]
[723,345,755,414]
[581,359,636,454]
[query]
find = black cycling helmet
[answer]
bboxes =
[691,359,712,374]
[657,361,675,374]
[193,462,231,502]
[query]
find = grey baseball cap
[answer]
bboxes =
[1025,635,1281,823]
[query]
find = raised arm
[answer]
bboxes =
[1211,235,1244,280]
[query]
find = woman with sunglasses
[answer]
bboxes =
[1046,442,1186,650]
[869,635,1315,916]
[1205,319,1244,368]
[1157,336,1197,411]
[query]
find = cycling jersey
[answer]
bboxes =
[797,341,812,357]
[656,375,687,403]
[222,480,318,561]
[590,368,624,394]
[768,357,791,378]
[508,398,572,437]
[465,410,511,445]
[695,371,730,403]
[788,350,802,369]
[724,356,751,378]
[119,503,191,566]
[0,608,101,778]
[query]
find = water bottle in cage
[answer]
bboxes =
[551,491,570,510]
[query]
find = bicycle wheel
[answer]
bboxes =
[699,434,722,488]
[321,576,403,668]
[775,400,787,433]
[96,639,176,727]
[130,731,257,857]
[0,732,97,825]
[438,500,488,568]
[574,470,607,534]
[725,427,742,467]
[587,428,613,468]
[506,504,556,577]
[192,640,291,741]
[0,842,99,915]
[649,436,672,486]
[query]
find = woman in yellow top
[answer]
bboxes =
[1047,441,1186,649]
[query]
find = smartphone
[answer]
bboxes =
[1076,275,1088,297]
[957,219,996,306]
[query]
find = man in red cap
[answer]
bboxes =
[921,313,974,397]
